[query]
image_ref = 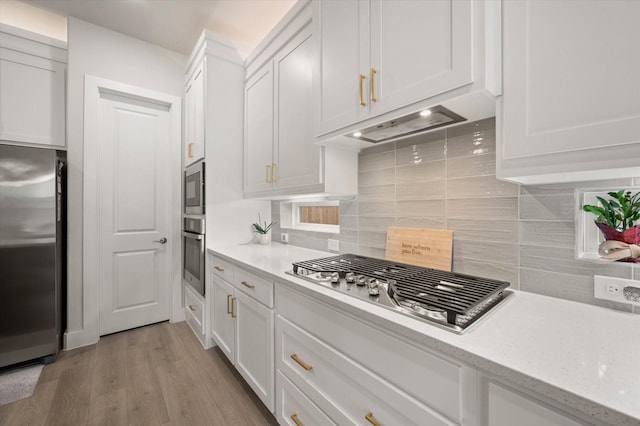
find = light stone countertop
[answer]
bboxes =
[208,243,640,426]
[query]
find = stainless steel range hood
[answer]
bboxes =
[346,105,466,144]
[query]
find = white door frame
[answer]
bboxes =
[83,75,184,344]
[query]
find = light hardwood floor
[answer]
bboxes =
[0,321,278,425]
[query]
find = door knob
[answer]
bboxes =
[153,237,168,244]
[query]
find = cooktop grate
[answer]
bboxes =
[291,253,510,321]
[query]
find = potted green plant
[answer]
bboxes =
[582,190,640,262]
[252,214,277,245]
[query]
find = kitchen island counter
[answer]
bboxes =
[209,243,640,426]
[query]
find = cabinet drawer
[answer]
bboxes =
[234,267,274,308]
[277,316,455,426]
[185,285,206,344]
[210,254,234,283]
[276,370,336,426]
[277,285,468,423]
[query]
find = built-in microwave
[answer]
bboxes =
[184,160,204,215]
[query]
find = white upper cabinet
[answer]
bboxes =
[244,1,357,199]
[244,26,320,196]
[273,28,321,191]
[313,0,367,134]
[370,0,473,116]
[244,63,275,194]
[0,24,66,149]
[184,59,205,166]
[497,0,640,184]
[314,0,494,142]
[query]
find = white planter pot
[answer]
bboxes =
[257,233,271,245]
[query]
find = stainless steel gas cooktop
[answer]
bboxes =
[286,254,512,333]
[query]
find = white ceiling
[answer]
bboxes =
[18,0,297,58]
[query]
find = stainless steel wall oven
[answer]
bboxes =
[183,217,205,296]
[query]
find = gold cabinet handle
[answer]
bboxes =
[241,280,255,289]
[369,68,377,102]
[290,413,303,426]
[266,165,271,183]
[365,411,380,426]
[271,163,277,183]
[358,74,366,106]
[290,353,313,371]
[188,142,194,158]
[226,294,232,314]
[188,305,196,312]
[214,266,224,272]
[231,297,236,318]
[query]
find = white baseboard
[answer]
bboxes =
[63,329,99,350]
[171,309,186,323]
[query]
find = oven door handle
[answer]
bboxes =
[183,231,203,241]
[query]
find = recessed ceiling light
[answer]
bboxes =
[353,132,362,137]
[419,110,432,117]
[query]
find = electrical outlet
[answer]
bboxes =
[594,275,640,306]
[328,239,339,252]
[281,233,288,244]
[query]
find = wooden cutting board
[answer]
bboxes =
[385,227,453,271]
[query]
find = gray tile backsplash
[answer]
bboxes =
[272,118,640,313]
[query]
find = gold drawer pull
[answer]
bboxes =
[365,411,380,426]
[358,74,366,106]
[290,413,302,426]
[231,297,236,318]
[214,266,224,272]
[188,142,194,158]
[241,280,255,289]
[226,294,232,314]
[369,68,377,102]
[266,165,271,183]
[290,353,313,371]
[271,162,277,182]
[188,305,196,312]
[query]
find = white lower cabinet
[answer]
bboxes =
[479,376,596,426]
[209,256,275,412]
[210,273,235,361]
[275,285,476,426]
[276,370,336,426]
[210,257,604,425]
[235,290,274,411]
[184,284,206,346]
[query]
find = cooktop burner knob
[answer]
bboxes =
[331,272,340,284]
[368,282,380,296]
[356,275,366,286]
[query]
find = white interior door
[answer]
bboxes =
[97,90,172,335]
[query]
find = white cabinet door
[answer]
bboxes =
[482,379,590,426]
[314,0,476,138]
[235,290,275,412]
[184,61,205,166]
[497,0,640,183]
[274,26,321,191]
[0,48,65,147]
[314,0,369,135]
[184,75,195,163]
[244,64,274,194]
[210,274,235,363]
[369,0,472,116]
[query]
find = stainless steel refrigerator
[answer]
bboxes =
[0,144,65,368]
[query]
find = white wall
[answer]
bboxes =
[65,17,187,349]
